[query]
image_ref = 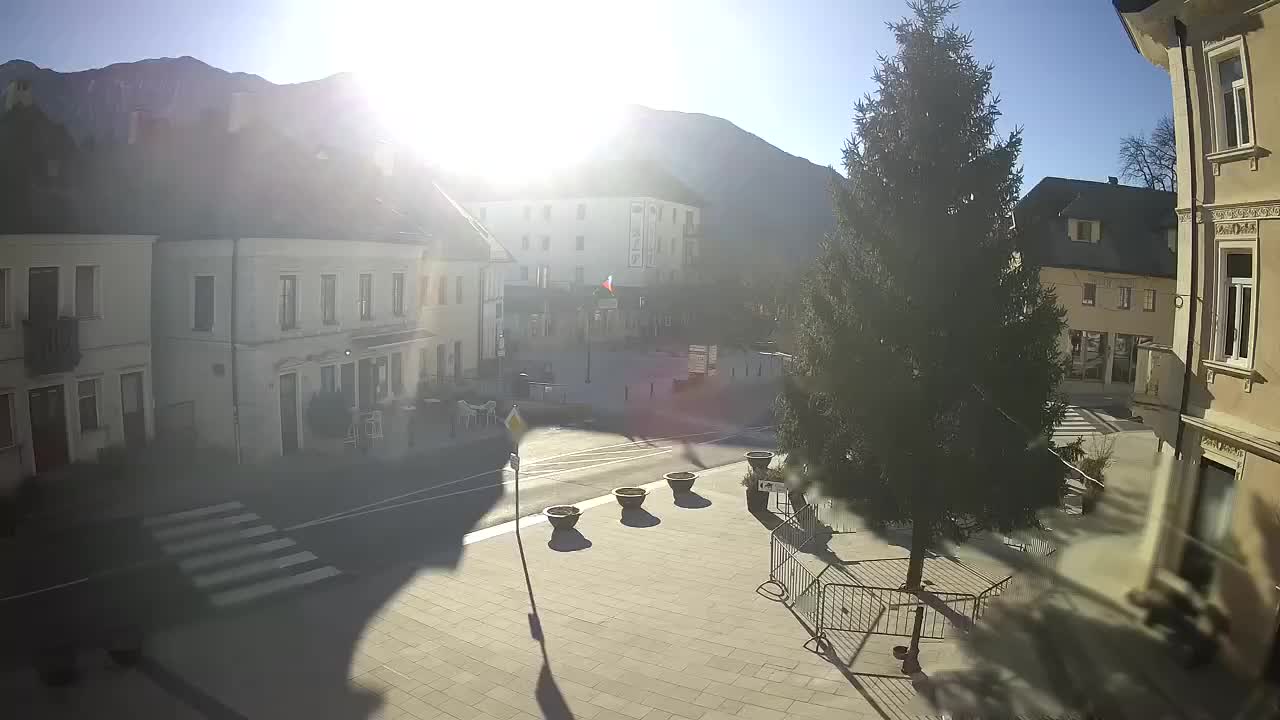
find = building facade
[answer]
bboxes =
[465,168,704,351]
[1,235,156,493]
[1016,177,1177,393]
[1117,0,1280,684]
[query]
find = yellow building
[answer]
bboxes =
[1117,0,1280,684]
[1016,177,1177,394]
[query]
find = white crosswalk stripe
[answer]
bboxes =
[144,501,339,608]
[1051,406,1105,446]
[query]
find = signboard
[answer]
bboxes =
[758,480,788,494]
[644,201,659,268]
[597,297,618,310]
[504,406,527,442]
[708,344,718,369]
[689,344,718,376]
[509,453,520,472]
[497,332,506,358]
[628,202,644,268]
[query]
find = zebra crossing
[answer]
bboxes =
[1051,406,1108,446]
[143,501,340,608]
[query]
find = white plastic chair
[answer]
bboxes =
[455,400,477,429]
[363,410,384,440]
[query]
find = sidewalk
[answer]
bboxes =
[119,461,907,720]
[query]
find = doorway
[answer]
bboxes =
[340,362,355,409]
[358,359,374,411]
[28,384,69,473]
[279,372,299,455]
[121,371,146,448]
[453,340,462,380]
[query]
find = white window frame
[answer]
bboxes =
[279,274,299,330]
[74,264,101,319]
[0,267,12,329]
[1142,288,1157,313]
[320,273,339,325]
[0,391,16,450]
[1205,38,1255,153]
[192,274,216,332]
[1070,219,1099,244]
[1215,241,1258,367]
[1118,286,1133,310]
[392,271,406,317]
[1082,282,1096,306]
[77,376,101,433]
[359,272,374,320]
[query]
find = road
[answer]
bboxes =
[0,419,774,669]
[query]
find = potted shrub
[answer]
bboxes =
[743,470,771,512]
[664,471,697,494]
[612,487,648,509]
[543,505,581,530]
[1078,438,1115,515]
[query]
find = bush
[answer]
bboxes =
[307,391,352,439]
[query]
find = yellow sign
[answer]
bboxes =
[505,406,528,442]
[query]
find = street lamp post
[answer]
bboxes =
[585,308,592,384]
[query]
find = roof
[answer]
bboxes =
[450,152,705,208]
[1015,177,1176,278]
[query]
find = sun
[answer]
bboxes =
[333,0,641,182]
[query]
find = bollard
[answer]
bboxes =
[732,367,736,378]
[625,385,629,401]
[650,382,654,398]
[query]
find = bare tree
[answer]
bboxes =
[1118,115,1176,192]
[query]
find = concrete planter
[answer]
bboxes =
[612,487,648,510]
[745,451,775,472]
[664,471,697,494]
[746,487,769,512]
[543,505,581,530]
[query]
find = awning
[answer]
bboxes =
[350,327,435,352]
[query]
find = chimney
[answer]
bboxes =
[4,78,34,111]
[228,91,255,133]
[1107,176,1119,185]
[374,140,395,178]
[128,108,151,145]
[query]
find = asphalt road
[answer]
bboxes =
[0,418,774,669]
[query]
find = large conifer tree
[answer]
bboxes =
[777,1,1068,589]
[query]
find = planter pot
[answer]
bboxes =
[892,645,909,660]
[613,487,648,510]
[664,471,697,494]
[543,505,581,530]
[746,487,769,512]
[745,451,775,472]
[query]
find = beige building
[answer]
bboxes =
[1117,0,1280,684]
[1016,177,1177,393]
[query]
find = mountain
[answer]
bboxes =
[0,57,837,268]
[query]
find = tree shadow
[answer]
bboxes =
[749,508,784,531]
[619,508,660,528]
[673,492,712,509]
[546,528,592,552]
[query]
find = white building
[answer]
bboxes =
[1,234,157,489]
[153,186,508,461]
[464,163,704,349]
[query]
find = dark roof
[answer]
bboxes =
[448,152,705,207]
[1015,177,1176,278]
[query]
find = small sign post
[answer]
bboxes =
[757,479,788,494]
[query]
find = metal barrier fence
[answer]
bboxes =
[767,502,823,627]
[973,539,1059,621]
[817,584,978,640]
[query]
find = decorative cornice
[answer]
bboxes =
[1214,220,1258,238]
[1176,200,1280,223]
[1202,435,1245,462]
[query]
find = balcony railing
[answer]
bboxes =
[1133,342,1177,411]
[23,316,80,376]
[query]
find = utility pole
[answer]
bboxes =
[585,309,592,384]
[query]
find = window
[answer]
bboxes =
[1220,250,1253,362]
[78,378,99,432]
[438,275,448,305]
[418,348,430,378]
[279,275,298,329]
[391,352,403,395]
[75,266,98,318]
[1179,458,1237,592]
[1118,286,1132,310]
[523,206,531,220]
[320,365,336,393]
[541,235,550,251]
[536,266,549,289]
[521,235,530,250]
[1070,219,1099,243]
[670,238,675,255]
[577,203,586,220]
[543,204,551,220]
[574,266,585,284]
[1067,329,1108,381]
[575,236,584,251]
[420,275,431,307]
[321,274,337,325]
[193,275,215,331]
[520,266,529,281]
[1209,43,1252,151]
[1111,333,1152,384]
[0,393,13,449]
[359,273,373,320]
[1082,283,1096,306]
[1142,288,1156,313]
[392,272,405,317]
[455,275,463,304]
[0,268,9,328]
[686,210,694,226]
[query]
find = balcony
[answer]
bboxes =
[1132,342,1178,412]
[23,316,81,376]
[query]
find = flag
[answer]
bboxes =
[601,275,613,294]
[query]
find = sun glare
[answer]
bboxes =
[334,0,658,182]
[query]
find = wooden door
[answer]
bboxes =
[28,385,68,472]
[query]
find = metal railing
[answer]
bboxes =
[817,584,978,640]
[973,538,1059,621]
[767,502,823,627]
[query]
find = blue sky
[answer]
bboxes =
[3,0,1172,189]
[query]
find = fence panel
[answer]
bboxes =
[768,503,822,626]
[818,584,976,639]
